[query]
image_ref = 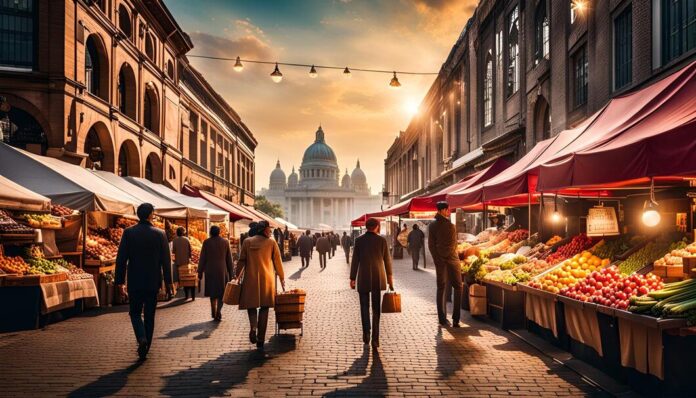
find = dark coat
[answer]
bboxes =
[407,228,425,249]
[115,221,172,292]
[331,234,339,248]
[316,237,331,254]
[297,234,314,257]
[340,234,353,250]
[197,236,234,298]
[427,214,459,268]
[350,231,393,293]
[236,235,285,309]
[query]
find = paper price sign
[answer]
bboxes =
[587,207,619,236]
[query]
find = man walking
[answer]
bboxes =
[407,224,425,270]
[340,231,353,264]
[297,230,313,268]
[316,233,330,269]
[172,227,194,300]
[331,232,339,258]
[115,203,173,361]
[427,201,462,328]
[350,218,393,349]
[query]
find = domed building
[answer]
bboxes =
[262,126,381,228]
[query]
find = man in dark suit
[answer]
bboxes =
[407,224,425,270]
[340,231,353,264]
[115,203,173,361]
[350,218,394,349]
[427,201,462,328]
[297,230,314,268]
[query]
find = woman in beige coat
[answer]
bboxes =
[236,221,285,350]
[197,225,234,321]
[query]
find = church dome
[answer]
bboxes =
[288,166,298,188]
[302,126,338,167]
[351,159,368,192]
[341,168,351,189]
[269,160,287,191]
[299,125,340,188]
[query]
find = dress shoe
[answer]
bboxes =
[137,341,148,361]
[363,332,370,344]
[452,321,461,328]
[439,318,451,327]
[249,329,258,344]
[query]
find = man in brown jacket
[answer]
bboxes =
[427,201,462,327]
[350,218,394,349]
[172,227,194,300]
[316,233,331,269]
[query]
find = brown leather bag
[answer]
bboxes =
[382,289,401,313]
[223,280,242,305]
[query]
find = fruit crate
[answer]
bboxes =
[3,272,68,286]
[276,312,303,323]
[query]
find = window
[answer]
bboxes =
[483,53,493,126]
[117,63,136,118]
[188,112,198,163]
[145,34,155,61]
[166,60,174,79]
[535,0,550,63]
[85,36,100,97]
[506,5,519,96]
[495,30,503,68]
[143,85,159,134]
[662,0,696,64]
[0,0,35,70]
[169,166,175,180]
[118,5,132,38]
[614,6,633,90]
[200,120,207,168]
[572,45,588,108]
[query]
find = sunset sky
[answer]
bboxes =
[164,0,477,194]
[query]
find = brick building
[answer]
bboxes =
[384,0,696,205]
[0,0,256,204]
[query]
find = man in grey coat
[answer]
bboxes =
[427,201,462,328]
[297,230,314,268]
[350,218,394,349]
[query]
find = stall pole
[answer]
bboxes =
[528,192,532,234]
[538,193,544,239]
[185,215,189,236]
[483,204,488,229]
[81,210,87,269]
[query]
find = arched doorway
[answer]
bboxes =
[143,84,159,136]
[0,103,47,154]
[117,140,141,177]
[117,63,137,119]
[534,96,551,144]
[144,152,162,183]
[85,35,109,101]
[83,122,114,172]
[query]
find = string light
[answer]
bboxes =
[343,67,352,79]
[389,72,401,89]
[309,65,318,78]
[551,194,562,223]
[270,63,283,83]
[642,177,661,227]
[233,56,244,72]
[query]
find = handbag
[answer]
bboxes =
[223,277,242,306]
[381,288,402,313]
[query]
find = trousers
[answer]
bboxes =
[436,262,462,322]
[411,246,422,268]
[128,290,158,346]
[359,291,382,342]
[247,307,270,344]
[343,246,350,263]
[319,253,327,268]
[301,255,310,267]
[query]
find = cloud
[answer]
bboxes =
[234,18,267,41]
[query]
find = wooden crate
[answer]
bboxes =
[276,303,305,313]
[276,293,306,305]
[276,312,303,323]
[277,321,302,330]
[179,279,198,288]
[4,272,68,286]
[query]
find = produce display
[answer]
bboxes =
[107,228,124,244]
[590,235,643,260]
[50,204,76,217]
[484,268,531,285]
[212,222,229,238]
[561,265,663,309]
[26,258,61,275]
[629,279,696,324]
[487,254,527,271]
[545,234,593,265]
[0,255,30,275]
[55,259,93,281]
[24,245,43,259]
[16,213,62,229]
[85,233,118,261]
[485,239,511,254]
[525,242,552,259]
[508,233,538,255]
[528,251,610,293]
[0,210,34,235]
[115,217,137,229]
[461,255,488,284]
[515,259,553,277]
[546,235,563,246]
[653,240,695,267]
[618,240,677,275]
[507,229,529,244]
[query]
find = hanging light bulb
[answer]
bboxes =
[642,177,661,227]
[270,63,283,83]
[343,67,352,79]
[389,72,401,89]
[309,65,318,78]
[551,194,562,223]
[233,56,244,72]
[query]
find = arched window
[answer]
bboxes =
[145,158,153,181]
[144,153,162,183]
[506,5,519,96]
[169,165,176,180]
[118,147,128,176]
[118,5,131,39]
[483,53,493,127]
[117,63,136,119]
[535,0,550,63]
[166,60,174,79]
[85,35,105,99]
[0,106,47,154]
[143,85,159,135]
[145,34,155,61]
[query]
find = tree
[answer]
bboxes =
[254,195,284,218]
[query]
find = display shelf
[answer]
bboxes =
[3,272,68,286]
[483,279,525,329]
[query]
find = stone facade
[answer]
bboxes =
[0,0,256,203]
[384,0,696,205]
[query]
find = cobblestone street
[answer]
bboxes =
[0,250,608,397]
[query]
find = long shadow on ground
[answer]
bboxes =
[159,334,297,397]
[325,348,387,397]
[159,320,220,340]
[67,362,143,398]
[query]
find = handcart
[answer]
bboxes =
[275,289,306,336]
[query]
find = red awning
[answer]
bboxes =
[181,184,254,221]
[242,206,284,228]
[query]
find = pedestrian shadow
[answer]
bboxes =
[289,267,305,281]
[157,298,189,310]
[325,349,387,397]
[435,327,468,380]
[67,361,143,397]
[330,345,370,379]
[160,334,297,397]
[159,320,220,340]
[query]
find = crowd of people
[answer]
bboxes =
[115,200,464,361]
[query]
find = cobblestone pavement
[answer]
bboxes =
[0,249,609,397]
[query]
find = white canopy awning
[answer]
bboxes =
[0,175,51,212]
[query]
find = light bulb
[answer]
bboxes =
[343,67,351,79]
[572,0,586,12]
[642,200,661,227]
[270,63,283,83]
[233,56,244,72]
[389,72,401,89]
[309,65,318,78]
[551,211,562,223]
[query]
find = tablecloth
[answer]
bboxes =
[39,279,99,314]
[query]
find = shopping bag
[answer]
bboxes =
[382,289,401,313]
[223,280,242,306]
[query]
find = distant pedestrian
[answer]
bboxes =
[172,227,195,300]
[297,230,313,268]
[236,221,286,350]
[407,225,425,270]
[331,232,340,258]
[197,225,234,321]
[427,201,462,328]
[341,231,353,264]
[316,233,331,269]
[350,218,394,349]
[115,203,172,361]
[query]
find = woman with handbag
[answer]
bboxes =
[236,220,286,350]
[198,225,234,321]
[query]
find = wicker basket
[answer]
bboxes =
[276,292,306,305]
[275,303,305,313]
